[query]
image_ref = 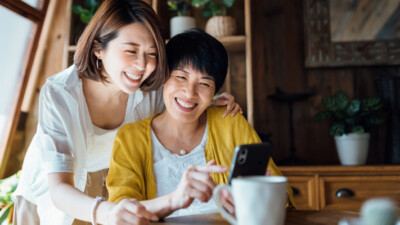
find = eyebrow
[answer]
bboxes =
[122,42,157,48]
[176,69,215,81]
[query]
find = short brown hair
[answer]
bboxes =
[74,0,167,92]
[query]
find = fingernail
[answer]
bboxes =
[222,113,227,117]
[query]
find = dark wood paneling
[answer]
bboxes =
[251,0,394,165]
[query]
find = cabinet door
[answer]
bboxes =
[320,176,400,210]
[287,176,318,210]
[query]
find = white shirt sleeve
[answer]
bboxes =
[37,83,75,173]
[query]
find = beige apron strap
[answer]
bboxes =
[72,169,109,225]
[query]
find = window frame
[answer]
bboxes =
[0,0,49,177]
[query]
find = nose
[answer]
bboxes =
[185,82,197,98]
[134,53,146,70]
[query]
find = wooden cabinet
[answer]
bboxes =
[280,166,400,211]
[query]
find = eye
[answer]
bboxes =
[148,52,158,57]
[175,75,186,80]
[126,50,137,54]
[200,82,211,87]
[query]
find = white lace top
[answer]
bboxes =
[151,124,218,217]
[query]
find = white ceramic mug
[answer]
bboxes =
[213,176,288,225]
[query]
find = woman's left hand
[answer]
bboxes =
[211,92,243,117]
[219,188,236,218]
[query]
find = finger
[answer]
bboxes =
[193,165,227,174]
[187,170,217,192]
[115,208,150,225]
[186,182,213,202]
[230,104,241,117]
[206,160,216,166]
[123,199,158,221]
[188,179,214,202]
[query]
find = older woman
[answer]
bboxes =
[107,29,295,219]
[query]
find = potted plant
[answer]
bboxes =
[168,0,196,37]
[72,0,101,25]
[313,91,384,165]
[192,0,237,37]
[0,171,21,224]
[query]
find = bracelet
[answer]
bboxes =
[91,196,106,225]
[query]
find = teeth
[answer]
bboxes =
[125,72,141,80]
[176,98,195,108]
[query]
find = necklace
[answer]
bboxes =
[179,149,187,155]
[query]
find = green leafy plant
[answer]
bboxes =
[313,91,384,136]
[72,0,101,24]
[0,171,21,225]
[168,0,192,16]
[192,0,236,17]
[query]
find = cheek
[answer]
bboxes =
[147,57,157,71]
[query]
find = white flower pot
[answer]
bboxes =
[170,16,196,38]
[334,133,370,165]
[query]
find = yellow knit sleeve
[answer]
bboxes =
[107,125,147,202]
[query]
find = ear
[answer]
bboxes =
[93,40,102,59]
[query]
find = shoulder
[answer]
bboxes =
[41,65,81,100]
[117,116,153,139]
[207,106,248,125]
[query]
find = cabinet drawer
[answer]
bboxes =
[287,176,318,210]
[320,176,400,210]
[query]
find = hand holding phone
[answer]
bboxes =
[227,143,272,184]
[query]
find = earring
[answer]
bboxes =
[96,58,102,69]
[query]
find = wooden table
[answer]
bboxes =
[151,210,359,225]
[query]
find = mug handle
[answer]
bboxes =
[213,185,237,225]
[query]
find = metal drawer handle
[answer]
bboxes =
[335,188,355,198]
[291,187,300,196]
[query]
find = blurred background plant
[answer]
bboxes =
[313,91,384,136]
[0,171,21,225]
[192,0,236,17]
[72,0,101,24]
[168,0,192,16]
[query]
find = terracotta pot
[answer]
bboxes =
[170,16,196,38]
[205,15,237,37]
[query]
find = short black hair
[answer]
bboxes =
[166,29,228,93]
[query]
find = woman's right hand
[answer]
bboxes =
[170,160,227,210]
[99,199,158,225]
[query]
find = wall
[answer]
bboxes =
[251,0,396,165]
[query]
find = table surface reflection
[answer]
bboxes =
[150,211,359,225]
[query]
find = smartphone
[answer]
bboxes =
[227,143,272,184]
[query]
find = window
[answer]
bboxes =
[0,0,49,177]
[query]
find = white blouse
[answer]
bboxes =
[151,124,218,217]
[13,65,164,225]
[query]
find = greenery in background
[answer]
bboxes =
[192,0,236,17]
[0,171,21,225]
[72,0,101,24]
[313,91,384,136]
[168,0,192,16]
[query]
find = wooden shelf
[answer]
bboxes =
[67,35,245,53]
[218,35,245,51]
[68,45,76,52]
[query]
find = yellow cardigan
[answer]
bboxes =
[107,106,295,208]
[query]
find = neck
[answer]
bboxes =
[151,110,208,154]
[82,77,129,104]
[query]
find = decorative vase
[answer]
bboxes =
[334,133,370,165]
[170,16,196,38]
[205,15,237,38]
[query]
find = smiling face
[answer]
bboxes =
[94,22,157,94]
[163,66,216,123]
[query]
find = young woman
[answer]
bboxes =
[12,1,240,225]
[107,30,295,219]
